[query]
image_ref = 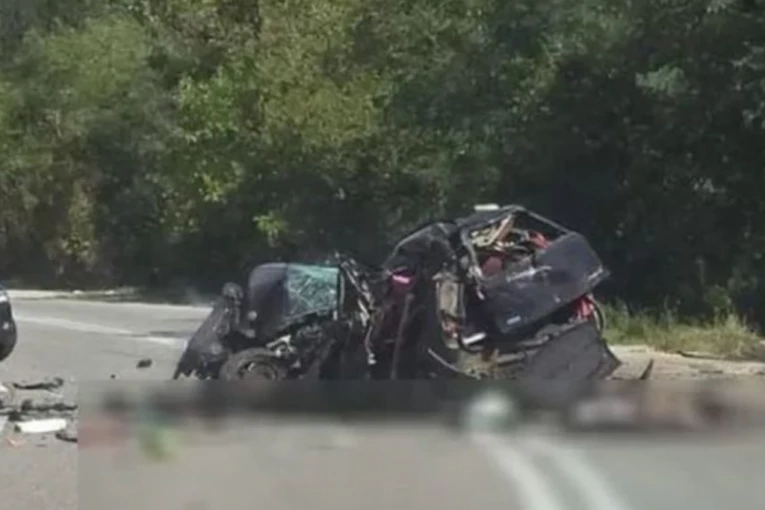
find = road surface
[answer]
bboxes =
[1,291,764,510]
[1,291,204,510]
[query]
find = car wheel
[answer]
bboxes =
[219,348,287,381]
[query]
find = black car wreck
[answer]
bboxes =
[172,256,375,381]
[0,284,18,363]
[172,204,633,391]
[365,204,616,378]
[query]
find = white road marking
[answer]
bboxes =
[472,431,634,510]
[470,431,567,510]
[523,435,633,510]
[7,290,211,314]
[13,314,187,348]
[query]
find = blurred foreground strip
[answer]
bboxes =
[79,379,765,447]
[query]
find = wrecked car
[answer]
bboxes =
[0,284,18,362]
[359,203,620,392]
[173,203,624,388]
[172,257,375,381]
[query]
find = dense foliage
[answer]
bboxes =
[1,0,764,326]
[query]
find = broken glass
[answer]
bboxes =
[284,264,339,319]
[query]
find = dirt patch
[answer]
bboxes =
[612,345,765,380]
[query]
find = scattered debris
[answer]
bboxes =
[12,377,65,391]
[110,374,116,379]
[0,378,78,445]
[55,422,78,443]
[6,399,77,421]
[137,358,153,369]
[0,387,14,407]
[55,430,77,443]
[15,418,68,434]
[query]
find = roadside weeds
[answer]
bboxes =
[604,304,764,361]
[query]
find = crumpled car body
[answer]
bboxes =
[172,258,373,380]
[0,284,18,363]
[362,204,621,387]
[173,204,625,386]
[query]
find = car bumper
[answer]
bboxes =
[0,316,17,356]
[0,300,16,340]
[0,318,16,336]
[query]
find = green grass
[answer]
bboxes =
[603,302,763,359]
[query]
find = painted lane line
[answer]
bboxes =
[13,314,187,348]
[15,314,140,336]
[523,436,634,510]
[7,290,213,313]
[470,431,567,510]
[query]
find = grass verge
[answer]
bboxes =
[603,302,764,360]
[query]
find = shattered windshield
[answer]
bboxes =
[284,264,339,319]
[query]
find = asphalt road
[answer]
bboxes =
[1,291,205,510]
[78,420,765,510]
[2,291,765,510]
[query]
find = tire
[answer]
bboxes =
[219,348,288,381]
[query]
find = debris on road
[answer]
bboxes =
[12,377,65,391]
[136,358,153,369]
[0,377,77,445]
[15,418,68,434]
[55,422,78,443]
[8,399,77,419]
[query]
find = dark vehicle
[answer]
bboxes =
[360,204,620,396]
[172,257,375,381]
[173,204,626,391]
[0,284,18,362]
